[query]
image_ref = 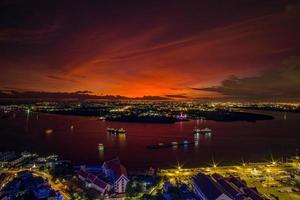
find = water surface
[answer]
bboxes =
[0,110,299,170]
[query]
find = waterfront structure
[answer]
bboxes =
[191,173,232,200]
[211,173,246,199]
[191,173,266,200]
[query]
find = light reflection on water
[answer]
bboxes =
[0,110,300,169]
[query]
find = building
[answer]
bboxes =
[1,171,61,199]
[227,175,265,200]
[78,158,129,195]
[211,174,246,200]
[78,169,111,195]
[191,173,232,200]
[0,152,16,167]
[241,188,265,200]
[102,158,129,193]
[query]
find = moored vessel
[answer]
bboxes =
[98,143,104,151]
[193,127,212,135]
[106,127,126,134]
[45,129,53,134]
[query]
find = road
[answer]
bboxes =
[0,169,71,200]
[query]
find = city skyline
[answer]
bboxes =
[1,0,300,101]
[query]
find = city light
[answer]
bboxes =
[0,0,300,199]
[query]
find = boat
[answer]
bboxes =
[98,143,104,151]
[183,140,189,146]
[106,127,126,134]
[158,143,164,147]
[45,129,53,134]
[193,127,212,135]
[193,127,201,134]
[147,140,195,149]
[171,142,178,146]
[200,128,211,134]
[117,128,126,134]
[98,116,106,120]
[106,127,114,133]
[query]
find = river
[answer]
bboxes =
[0,110,299,170]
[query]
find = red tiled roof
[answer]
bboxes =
[96,172,106,178]
[120,165,128,178]
[93,177,108,189]
[103,158,128,180]
[87,173,96,182]
[78,170,88,179]
[104,158,121,168]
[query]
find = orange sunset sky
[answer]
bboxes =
[1,0,300,100]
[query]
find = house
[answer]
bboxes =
[102,158,129,193]
[191,173,232,200]
[0,171,60,200]
[33,186,51,199]
[227,176,247,189]
[78,169,111,195]
[180,184,197,200]
[77,158,129,194]
[163,181,173,192]
[163,193,173,200]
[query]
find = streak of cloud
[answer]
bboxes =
[193,58,300,100]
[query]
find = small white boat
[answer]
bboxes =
[171,142,178,146]
[158,143,164,146]
[98,143,104,151]
[45,129,53,134]
[98,116,106,120]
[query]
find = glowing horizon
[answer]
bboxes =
[1,0,300,101]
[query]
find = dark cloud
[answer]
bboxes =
[0,25,59,45]
[193,58,300,100]
[47,75,78,83]
[286,1,300,14]
[0,90,112,100]
[74,90,93,94]
[165,94,188,99]
[133,96,170,101]
[0,90,171,101]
